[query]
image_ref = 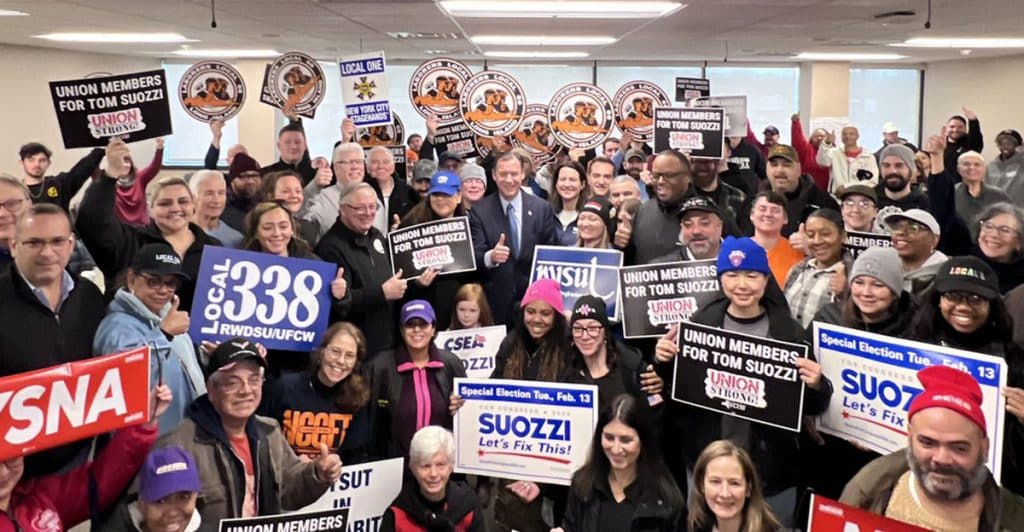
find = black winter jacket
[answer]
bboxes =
[563,477,684,532]
[380,479,484,532]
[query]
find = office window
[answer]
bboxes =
[849,68,921,152]
[162,62,240,167]
[596,66,702,105]
[706,66,799,144]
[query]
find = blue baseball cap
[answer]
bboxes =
[428,170,461,196]
[716,236,770,277]
[401,299,437,324]
[139,446,202,503]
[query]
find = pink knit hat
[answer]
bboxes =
[521,278,564,314]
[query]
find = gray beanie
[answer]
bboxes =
[849,247,904,296]
[878,144,915,170]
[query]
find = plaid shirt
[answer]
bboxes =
[783,251,854,328]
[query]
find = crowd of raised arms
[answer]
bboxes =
[2,97,1024,532]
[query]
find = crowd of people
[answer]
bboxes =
[1,97,1023,532]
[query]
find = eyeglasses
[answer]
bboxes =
[322,346,357,361]
[335,159,364,166]
[980,220,1019,239]
[842,199,875,210]
[652,170,687,182]
[19,236,72,251]
[889,221,928,236]
[571,325,604,338]
[0,198,26,213]
[216,374,264,394]
[139,273,180,291]
[941,291,987,307]
[342,204,378,215]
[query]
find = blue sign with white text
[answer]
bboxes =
[340,51,392,127]
[529,245,623,320]
[189,246,336,352]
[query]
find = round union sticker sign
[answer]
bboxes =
[267,51,326,116]
[547,83,614,150]
[511,104,564,166]
[356,114,406,148]
[409,58,474,125]
[612,80,670,143]
[178,60,246,123]
[458,70,526,137]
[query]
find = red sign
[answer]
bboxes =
[0,347,151,461]
[808,495,929,532]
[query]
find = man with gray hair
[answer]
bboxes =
[609,175,641,210]
[189,169,243,248]
[315,182,407,356]
[381,426,484,531]
[366,145,416,234]
[955,150,1009,241]
[304,142,366,242]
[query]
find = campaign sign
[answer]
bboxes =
[673,322,807,432]
[189,246,336,352]
[340,51,392,127]
[300,457,404,531]
[388,216,476,279]
[432,121,479,159]
[220,508,348,532]
[653,107,725,159]
[619,260,719,338]
[806,495,928,532]
[435,326,507,378]
[454,378,598,485]
[0,347,150,462]
[813,322,1006,478]
[49,69,172,148]
[675,77,710,102]
[530,246,623,320]
[690,95,747,137]
[844,231,892,258]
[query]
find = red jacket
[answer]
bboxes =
[0,423,157,532]
[115,148,164,226]
[791,118,831,192]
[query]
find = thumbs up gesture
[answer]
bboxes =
[391,214,402,232]
[331,267,347,300]
[382,269,408,301]
[160,295,190,336]
[614,214,633,249]
[654,324,679,363]
[314,443,343,483]
[789,222,810,256]
[491,233,511,265]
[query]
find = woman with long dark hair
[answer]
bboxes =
[557,394,685,532]
[260,322,372,464]
[688,440,780,532]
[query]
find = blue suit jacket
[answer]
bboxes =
[469,192,559,325]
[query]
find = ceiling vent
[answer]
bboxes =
[387,31,461,40]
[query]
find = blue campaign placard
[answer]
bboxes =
[529,245,623,320]
[340,51,392,127]
[189,246,336,352]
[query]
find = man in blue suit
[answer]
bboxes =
[469,151,559,325]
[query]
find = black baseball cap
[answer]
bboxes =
[675,195,722,220]
[130,243,190,280]
[934,256,999,300]
[206,338,268,376]
[764,126,780,135]
[438,151,464,165]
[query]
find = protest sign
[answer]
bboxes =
[388,216,476,279]
[431,121,479,159]
[178,61,246,123]
[548,83,615,150]
[340,51,391,127]
[673,322,807,431]
[262,52,326,118]
[459,70,526,137]
[512,104,564,167]
[49,69,172,148]
[619,260,719,338]
[690,95,746,137]
[530,246,622,320]
[844,230,892,258]
[435,326,507,378]
[189,246,336,352]
[453,378,598,485]
[409,57,474,124]
[301,457,404,531]
[220,508,348,532]
[259,64,280,109]
[675,77,710,102]
[653,107,725,159]
[613,81,671,143]
[806,495,928,532]
[0,347,150,462]
[813,322,1007,478]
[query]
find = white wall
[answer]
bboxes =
[922,53,1024,160]
[0,43,162,178]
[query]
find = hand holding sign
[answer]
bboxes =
[315,443,343,483]
[425,114,439,140]
[391,214,402,232]
[415,267,439,287]
[491,233,511,265]
[795,357,823,390]
[331,268,347,300]
[210,119,224,141]
[382,269,408,301]
[507,480,541,503]
[148,384,172,426]
[640,365,663,396]
[160,295,190,336]
[341,118,357,142]
[105,139,132,178]
[654,324,679,363]
[448,393,465,415]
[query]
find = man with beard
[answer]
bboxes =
[690,145,745,226]
[841,365,1024,531]
[988,129,1024,205]
[221,153,262,231]
[737,145,838,237]
[944,108,984,177]
[653,196,723,262]
[874,144,930,227]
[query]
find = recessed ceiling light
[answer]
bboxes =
[441,1,684,19]
[0,9,28,16]
[171,49,280,58]
[795,52,906,61]
[893,37,1024,48]
[484,50,590,58]
[35,32,195,43]
[471,35,617,46]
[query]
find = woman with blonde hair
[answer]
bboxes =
[688,440,781,532]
